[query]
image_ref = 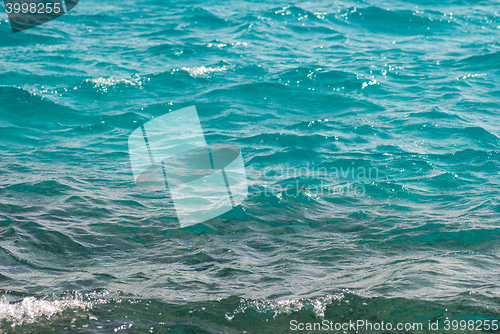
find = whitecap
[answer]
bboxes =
[228,289,355,320]
[0,291,110,327]
[180,66,228,78]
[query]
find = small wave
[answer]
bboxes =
[179,65,228,78]
[83,74,148,93]
[184,7,233,29]
[456,73,486,80]
[227,290,352,320]
[0,291,110,327]
[456,51,500,70]
[264,5,321,23]
[361,79,379,89]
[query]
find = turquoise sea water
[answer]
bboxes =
[1,0,500,332]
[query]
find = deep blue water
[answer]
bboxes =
[1,0,500,332]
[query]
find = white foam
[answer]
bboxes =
[84,74,148,92]
[361,79,379,89]
[229,290,355,320]
[180,66,228,78]
[0,291,110,327]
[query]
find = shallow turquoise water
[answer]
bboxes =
[1,0,500,332]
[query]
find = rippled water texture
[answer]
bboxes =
[1,0,500,332]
